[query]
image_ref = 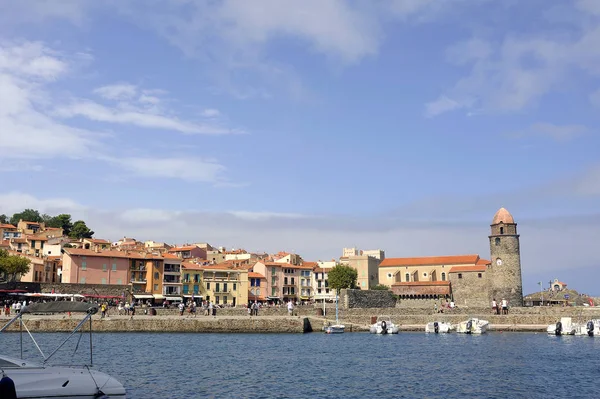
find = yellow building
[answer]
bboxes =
[181,262,207,301]
[201,262,249,306]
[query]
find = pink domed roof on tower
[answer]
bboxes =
[492,207,515,224]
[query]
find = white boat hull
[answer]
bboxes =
[4,366,126,399]
[324,324,345,334]
[425,321,453,333]
[456,319,489,334]
[369,321,399,334]
[547,317,577,336]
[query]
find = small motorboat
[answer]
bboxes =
[547,317,577,336]
[0,301,126,399]
[573,319,600,336]
[323,323,345,334]
[369,316,399,334]
[425,321,453,333]
[456,318,489,334]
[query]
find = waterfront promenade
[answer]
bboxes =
[2,305,599,333]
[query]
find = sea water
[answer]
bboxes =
[2,332,598,398]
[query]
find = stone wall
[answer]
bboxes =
[341,289,397,309]
[450,271,489,308]
[2,316,308,333]
[396,298,438,309]
[40,282,129,297]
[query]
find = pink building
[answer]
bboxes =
[168,245,207,260]
[248,272,266,303]
[62,249,133,285]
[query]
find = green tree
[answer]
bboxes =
[9,209,43,225]
[70,220,94,239]
[327,264,358,294]
[370,284,390,291]
[0,214,8,224]
[47,214,73,236]
[0,249,31,282]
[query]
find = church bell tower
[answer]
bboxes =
[489,207,523,306]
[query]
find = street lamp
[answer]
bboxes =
[538,281,543,306]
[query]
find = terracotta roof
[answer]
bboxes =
[380,255,480,267]
[11,238,27,243]
[46,256,61,261]
[260,262,311,269]
[64,248,151,259]
[449,266,487,273]
[0,240,9,247]
[169,246,197,252]
[249,272,265,278]
[200,264,248,271]
[492,207,515,225]
[26,235,48,241]
[0,223,16,229]
[182,262,204,271]
[162,253,180,259]
[88,238,110,244]
[301,261,318,267]
[392,281,451,286]
[476,258,491,265]
[313,267,332,273]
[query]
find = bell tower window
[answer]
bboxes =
[405,273,410,282]
[500,227,504,234]
[495,237,500,246]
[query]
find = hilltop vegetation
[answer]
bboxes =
[0,209,94,239]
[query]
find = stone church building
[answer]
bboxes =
[379,208,523,308]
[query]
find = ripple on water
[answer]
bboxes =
[1,331,598,398]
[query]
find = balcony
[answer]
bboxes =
[130,279,147,284]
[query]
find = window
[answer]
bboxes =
[271,267,276,274]
[284,277,288,285]
[183,286,189,294]
[102,264,107,271]
[184,273,190,282]
[193,285,199,294]
[500,227,504,234]
[272,287,276,296]
[101,278,106,285]
[80,277,86,284]
[441,272,446,281]
[223,283,228,292]
[495,237,501,246]
[233,283,237,291]
[206,282,210,290]
[194,274,200,283]
[423,273,427,277]
[154,272,159,279]
[216,283,220,292]
[405,273,410,282]
[112,263,117,271]
[81,262,87,270]
[223,296,227,304]
[458,273,463,279]
[387,273,392,278]
[215,296,220,304]
[154,284,158,291]
[478,273,482,278]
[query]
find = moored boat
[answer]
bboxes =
[369,316,399,334]
[0,301,126,399]
[547,317,577,336]
[425,321,453,333]
[456,318,489,334]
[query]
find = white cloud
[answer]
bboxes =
[107,156,226,183]
[53,99,243,135]
[424,95,465,117]
[0,40,243,183]
[427,7,600,116]
[0,192,85,215]
[0,0,89,26]
[93,83,137,101]
[201,109,220,117]
[228,211,308,221]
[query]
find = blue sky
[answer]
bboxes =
[0,0,599,295]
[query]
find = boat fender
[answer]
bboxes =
[587,321,594,337]
[0,375,17,399]
[434,321,439,334]
[381,320,387,334]
[466,320,472,332]
[555,321,562,336]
